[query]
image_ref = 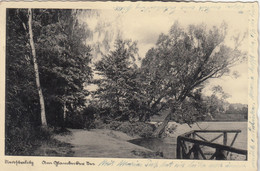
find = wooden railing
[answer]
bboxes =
[176,130,247,160]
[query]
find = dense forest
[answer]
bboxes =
[5,9,247,155]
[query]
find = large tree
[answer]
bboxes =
[6,9,42,154]
[6,9,93,154]
[94,39,140,121]
[140,22,245,137]
[32,9,93,127]
[28,8,47,127]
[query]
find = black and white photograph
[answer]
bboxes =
[1,1,258,167]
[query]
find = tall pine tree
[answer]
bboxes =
[94,39,140,121]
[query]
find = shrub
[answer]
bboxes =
[5,125,52,156]
[66,114,85,129]
[93,119,107,129]
[110,121,155,138]
[108,121,122,130]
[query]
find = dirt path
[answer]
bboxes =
[54,129,157,158]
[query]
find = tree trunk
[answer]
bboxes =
[153,102,180,138]
[28,8,47,127]
[63,100,66,126]
[153,111,172,138]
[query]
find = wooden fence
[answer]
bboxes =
[176,130,247,160]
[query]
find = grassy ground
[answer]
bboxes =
[33,138,74,157]
[33,130,74,157]
[35,128,163,158]
[33,122,247,160]
[55,129,163,158]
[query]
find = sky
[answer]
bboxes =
[82,7,249,104]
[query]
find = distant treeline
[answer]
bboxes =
[224,103,248,115]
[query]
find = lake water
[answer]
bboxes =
[129,121,247,159]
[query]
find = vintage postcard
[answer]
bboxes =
[0,1,258,171]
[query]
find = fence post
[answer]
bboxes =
[193,144,199,159]
[215,148,227,160]
[223,132,227,145]
[177,137,181,159]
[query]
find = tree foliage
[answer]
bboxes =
[93,22,245,136]
[94,39,141,121]
[6,9,93,155]
[140,22,245,136]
